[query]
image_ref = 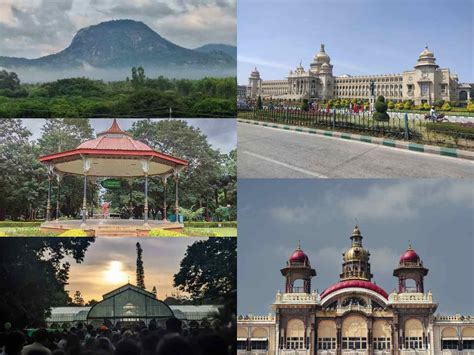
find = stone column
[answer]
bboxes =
[336,318,342,355]
[46,165,53,222]
[142,160,150,225]
[81,157,91,226]
[55,174,62,221]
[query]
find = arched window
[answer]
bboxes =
[442,327,458,350]
[318,320,336,350]
[462,327,474,349]
[286,319,305,350]
[251,328,268,350]
[373,320,391,350]
[342,315,367,350]
[404,318,423,349]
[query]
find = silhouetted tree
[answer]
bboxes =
[136,242,146,289]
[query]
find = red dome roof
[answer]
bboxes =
[289,249,309,264]
[77,119,153,151]
[399,248,420,263]
[320,280,388,299]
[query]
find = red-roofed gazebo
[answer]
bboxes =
[39,119,188,236]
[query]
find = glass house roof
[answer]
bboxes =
[88,283,174,320]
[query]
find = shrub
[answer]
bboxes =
[301,98,309,111]
[403,101,413,110]
[373,96,389,121]
[395,102,404,110]
[425,122,474,136]
[467,102,474,112]
[441,102,452,111]
[59,229,88,237]
[149,229,186,237]
[387,100,395,109]
[0,231,6,237]
[422,103,431,110]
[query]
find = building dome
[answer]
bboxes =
[415,46,438,68]
[399,245,420,264]
[344,246,369,262]
[419,46,434,58]
[315,44,330,64]
[250,67,261,78]
[289,243,309,265]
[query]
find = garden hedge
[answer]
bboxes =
[184,221,237,228]
[0,221,42,227]
[425,122,474,136]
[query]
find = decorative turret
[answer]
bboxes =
[393,243,428,293]
[340,225,373,281]
[280,242,316,294]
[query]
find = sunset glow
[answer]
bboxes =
[103,261,128,284]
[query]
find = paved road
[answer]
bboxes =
[238,123,474,178]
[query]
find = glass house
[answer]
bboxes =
[87,284,174,327]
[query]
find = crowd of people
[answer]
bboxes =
[0,318,235,355]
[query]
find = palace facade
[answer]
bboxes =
[246,45,472,105]
[237,226,474,354]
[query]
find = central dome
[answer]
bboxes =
[315,44,330,64]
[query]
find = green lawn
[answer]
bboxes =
[184,227,237,237]
[0,227,59,237]
[0,226,237,237]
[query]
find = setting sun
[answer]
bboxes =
[104,261,128,284]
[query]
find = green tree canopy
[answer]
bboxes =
[0,238,94,328]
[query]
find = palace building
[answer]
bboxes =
[237,226,474,354]
[246,45,472,105]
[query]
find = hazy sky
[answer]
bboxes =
[238,179,474,316]
[64,237,206,302]
[21,118,236,153]
[238,0,473,84]
[0,0,236,58]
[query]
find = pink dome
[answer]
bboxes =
[289,249,309,264]
[320,280,388,299]
[400,248,420,263]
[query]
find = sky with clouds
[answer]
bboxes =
[21,118,236,153]
[238,179,474,316]
[0,0,236,58]
[238,0,473,84]
[64,237,206,302]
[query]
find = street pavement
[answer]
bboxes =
[238,122,474,178]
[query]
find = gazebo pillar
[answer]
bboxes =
[161,175,169,221]
[55,174,62,221]
[46,165,53,222]
[142,160,150,225]
[81,157,91,226]
[174,169,180,223]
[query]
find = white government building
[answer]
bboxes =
[237,226,474,355]
[245,45,472,105]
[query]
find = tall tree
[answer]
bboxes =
[72,291,84,306]
[136,242,146,289]
[0,238,94,328]
[152,286,157,298]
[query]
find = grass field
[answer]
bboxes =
[0,226,237,237]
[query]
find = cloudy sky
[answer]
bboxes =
[238,0,473,84]
[64,237,205,302]
[238,179,474,316]
[21,118,236,153]
[0,0,236,58]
